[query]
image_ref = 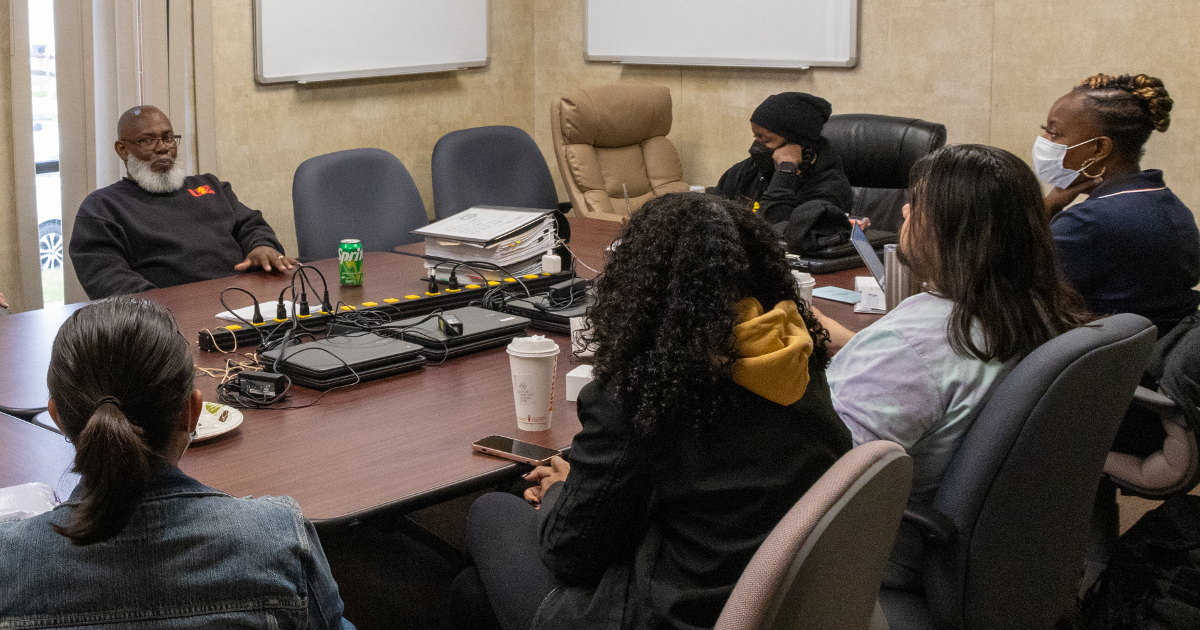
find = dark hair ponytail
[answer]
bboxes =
[47,297,194,545]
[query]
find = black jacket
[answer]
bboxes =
[531,369,851,630]
[716,142,854,254]
[69,174,284,299]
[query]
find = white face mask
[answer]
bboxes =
[1031,136,1099,189]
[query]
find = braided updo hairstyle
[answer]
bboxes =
[1073,73,1173,158]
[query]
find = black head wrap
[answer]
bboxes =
[750,92,832,146]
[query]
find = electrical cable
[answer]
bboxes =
[219,287,268,344]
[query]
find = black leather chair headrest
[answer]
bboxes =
[821,114,948,190]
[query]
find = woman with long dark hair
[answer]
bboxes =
[821,144,1092,587]
[449,193,852,630]
[0,297,353,628]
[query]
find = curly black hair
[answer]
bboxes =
[584,193,830,437]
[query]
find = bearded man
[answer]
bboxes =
[69,105,297,299]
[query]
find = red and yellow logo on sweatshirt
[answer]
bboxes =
[188,185,215,197]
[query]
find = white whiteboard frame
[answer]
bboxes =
[584,0,858,69]
[253,0,490,84]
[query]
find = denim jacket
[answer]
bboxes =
[0,463,351,629]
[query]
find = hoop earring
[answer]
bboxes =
[1078,158,1106,179]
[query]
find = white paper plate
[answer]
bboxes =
[195,402,244,441]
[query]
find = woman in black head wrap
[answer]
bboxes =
[716,92,854,254]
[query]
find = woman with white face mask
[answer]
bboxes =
[1037,73,1200,337]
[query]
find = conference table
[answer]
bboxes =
[0,217,882,527]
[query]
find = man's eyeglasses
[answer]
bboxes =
[127,134,182,150]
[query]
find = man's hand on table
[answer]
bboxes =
[523,455,570,509]
[0,292,7,309]
[235,246,299,275]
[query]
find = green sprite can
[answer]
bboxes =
[338,239,364,286]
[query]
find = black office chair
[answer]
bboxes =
[0,405,59,434]
[431,125,560,221]
[292,148,427,262]
[0,405,47,423]
[821,114,947,234]
[879,313,1157,630]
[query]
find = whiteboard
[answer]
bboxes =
[586,0,857,69]
[254,0,489,84]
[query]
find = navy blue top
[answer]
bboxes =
[1052,170,1200,335]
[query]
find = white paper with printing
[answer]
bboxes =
[854,277,886,313]
[217,300,295,322]
[0,482,60,520]
[412,207,552,244]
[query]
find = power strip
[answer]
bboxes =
[198,271,574,352]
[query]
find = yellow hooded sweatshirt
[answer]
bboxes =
[731,298,814,406]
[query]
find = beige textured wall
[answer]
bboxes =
[531,0,1200,213]
[989,0,1200,211]
[209,0,536,257]
[3,0,1196,306]
[206,0,1200,252]
[533,0,995,197]
[0,1,23,311]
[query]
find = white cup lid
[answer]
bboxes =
[508,335,560,355]
[792,270,814,282]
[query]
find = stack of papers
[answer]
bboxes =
[412,207,557,282]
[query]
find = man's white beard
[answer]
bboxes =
[127,154,187,193]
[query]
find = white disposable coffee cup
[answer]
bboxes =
[792,270,815,307]
[507,335,561,431]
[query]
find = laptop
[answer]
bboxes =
[376,306,530,360]
[504,294,591,334]
[850,223,887,286]
[259,332,427,390]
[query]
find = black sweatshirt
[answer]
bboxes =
[716,142,855,254]
[715,141,853,224]
[69,174,284,299]
[532,374,850,630]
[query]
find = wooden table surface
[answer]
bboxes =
[0,217,881,522]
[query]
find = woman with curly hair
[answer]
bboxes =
[448,193,851,630]
[1036,73,1199,337]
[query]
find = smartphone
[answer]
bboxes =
[472,435,561,466]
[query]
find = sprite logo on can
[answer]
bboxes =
[339,239,364,286]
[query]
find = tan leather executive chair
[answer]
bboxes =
[550,85,690,221]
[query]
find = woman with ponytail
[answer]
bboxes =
[1035,73,1200,337]
[0,297,354,629]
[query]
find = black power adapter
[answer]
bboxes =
[239,371,288,400]
[549,277,590,301]
[438,313,464,336]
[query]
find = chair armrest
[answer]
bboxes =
[0,406,50,422]
[1130,386,1176,415]
[902,503,958,551]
